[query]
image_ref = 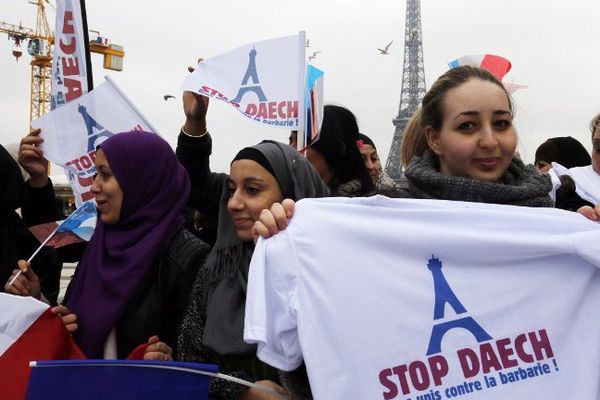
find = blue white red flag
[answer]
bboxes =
[0,294,85,400]
[448,54,526,94]
[29,200,97,249]
[303,65,324,147]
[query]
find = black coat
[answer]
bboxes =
[114,228,209,358]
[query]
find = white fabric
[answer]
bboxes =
[546,167,561,202]
[0,293,48,356]
[569,165,600,204]
[51,0,90,110]
[103,327,118,360]
[32,79,155,206]
[181,34,306,130]
[244,196,600,400]
[552,162,600,205]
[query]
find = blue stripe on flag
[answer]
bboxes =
[26,360,218,400]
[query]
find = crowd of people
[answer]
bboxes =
[2,65,600,399]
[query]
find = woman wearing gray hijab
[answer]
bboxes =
[177,140,329,399]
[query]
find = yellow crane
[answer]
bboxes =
[1,0,125,123]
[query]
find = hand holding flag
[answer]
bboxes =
[7,201,97,290]
[4,260,41,299]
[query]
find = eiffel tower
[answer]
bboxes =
[77,104,114,152]
[426,256,492,355]
[384,0,427,182]
[232,48,267,104]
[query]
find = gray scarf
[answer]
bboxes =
[404,150,554,207]
[203,141,330,356]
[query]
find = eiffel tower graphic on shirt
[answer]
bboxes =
[232,48,267,104]
[426,256,492,355]
[78,104,114,152]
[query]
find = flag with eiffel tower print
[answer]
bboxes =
[32,77,156,206]
[182,33,306,131]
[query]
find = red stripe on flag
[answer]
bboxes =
[480,54,512,80]
[0,308,85,399]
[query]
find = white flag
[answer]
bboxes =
[51,0,92,110]
[182,33,306,130]
[32,77,156,205]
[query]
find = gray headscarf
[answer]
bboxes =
[203,140,329,356]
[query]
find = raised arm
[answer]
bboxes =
[176,88,227,219]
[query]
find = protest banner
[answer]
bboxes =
[51,0,93,110]
[181,33,306,132]
[245,197,600,399]
[32,77,157,206]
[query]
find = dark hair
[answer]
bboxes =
[590,113,600,137]
[421,65,513,131]
[357,133,375,149]
[534,136,591,168]
[310,105,375,193]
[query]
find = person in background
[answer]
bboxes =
[532,136,593,211]
[534,136,591,173]
[6,131,209,360]
[4,130,63,305]
[564,114,600,219]
[290,105,375,197]
[1,144,55,293]
[356,133,380,183]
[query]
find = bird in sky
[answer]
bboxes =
[163,94,176,101]
[378,40,393,55]
[309,51,321,61]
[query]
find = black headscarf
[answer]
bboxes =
[202,140,329,357]
[535,136,591,168]
[0,145,38,286]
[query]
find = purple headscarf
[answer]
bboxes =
[65,131,190,358]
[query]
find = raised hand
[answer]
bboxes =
[18,128,49,188]
[182,59,209,136]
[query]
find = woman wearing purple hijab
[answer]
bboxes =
[7,131,210,359]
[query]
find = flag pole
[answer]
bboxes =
[104,75,160,135]
[7,225,61,286]
[297,31,307,154]
[29,361,287,398]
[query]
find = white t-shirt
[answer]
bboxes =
[244,196,600,400]
[552,163,600,205]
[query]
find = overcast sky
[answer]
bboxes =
[2,0,599,177]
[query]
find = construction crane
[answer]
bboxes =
[1,0,125,123]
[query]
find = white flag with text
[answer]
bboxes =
[182,33,306,131]
[32,78,155,205]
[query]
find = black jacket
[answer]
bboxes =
[114,228,210,359]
